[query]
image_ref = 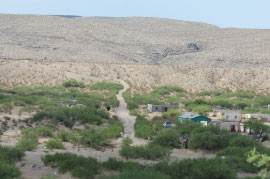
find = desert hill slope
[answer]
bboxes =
[1,14,270,67]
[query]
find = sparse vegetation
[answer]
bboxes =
[45,139,65,150]
[62,80,85,88]
[0,145,24,179]
[134,116,153,139]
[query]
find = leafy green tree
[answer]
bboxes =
[247,148,270,179]
[244,118,269,134]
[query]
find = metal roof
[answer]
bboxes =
[179,113,201,119]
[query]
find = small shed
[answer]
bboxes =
[169,102,179,109]
[178,114,211,125]
[147,104,169,113]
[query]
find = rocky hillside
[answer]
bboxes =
[1,14,270,67]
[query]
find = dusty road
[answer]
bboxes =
[115,80,148,146]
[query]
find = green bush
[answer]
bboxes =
[196,91,222,97]
[244,118,269,134]
[189,126,233,150]
[229,136,259,148]
[241,108,260,114]
[16,137,38,151]
[154,158,237,179]
[32,107,108,128]
[152,86,184,95]
[123,92,163,110]
[191,104,212,115]
[42,153,99,178]
[62,80,85,88]
[102,158,144,171]
[0,145,24,163]
[152,129,180,148]
[0,94,11,104]
[120,144,169,160]
[0,145,24,179]
[224,155,257,173]
[45,139,65,150]
[80,128,108,148]
[134,116,153,139]
[104,120,124,139]
[0,161,21,179]
[16,126,54,151]
[178,120,202,135]
[162,109,181,120]
[111,168,169,179]
[90,82,123,91]
[122,137,133,146]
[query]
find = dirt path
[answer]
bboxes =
[115,80,148,146]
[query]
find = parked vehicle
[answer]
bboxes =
[163,122,172,127]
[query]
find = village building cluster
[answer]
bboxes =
[147,103,270,135]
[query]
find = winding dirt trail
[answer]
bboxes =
[116,80,148,146]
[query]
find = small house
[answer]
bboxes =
[216,112,242,121]
[147,104,169,113]
[178,113,211,126]
[242,113,270,122]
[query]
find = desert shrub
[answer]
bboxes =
[120,144,169,160]
[241,108,260,114]
[0,161,21,179]
[191,104,212,115]
[45,139,65,150]
[234,91,256,99]
[16,126,54,151]
[224,155,257,172]
[104,120,124,139]
[105,91,120,107]
[79,128,108,148]
[0,94,11,104]
[0,145,24,163]
[178,120,202,135]
[32,107,108,128]
[90,82,123,91]
[111,168,169,179]
[244,118,269,134]
[122,137,133,146]
[207,98,234,108]
[42,153,99,178]
[217,146,258,172]
[123,92,163,110]
[2,102,12,113]
[152,129,180,148]
[56,129,70,142]
[196,91,222,97]
[56,129,80,144]
[229,136,259,148]
[185,99,212,114]
[162,109,181,120]
[16,137,38,151]
[255,96,270,106]
[152,86,184,95]
[41,174,57,179]
[134,116,153,139]
[102,158,143,171]
[62,80,85,88]
[0,145,24,179]
[16,129,39,151]
[129,109,140,116]
[189,126,234,150]
[154,158,237,179]
[102,158,125,171]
